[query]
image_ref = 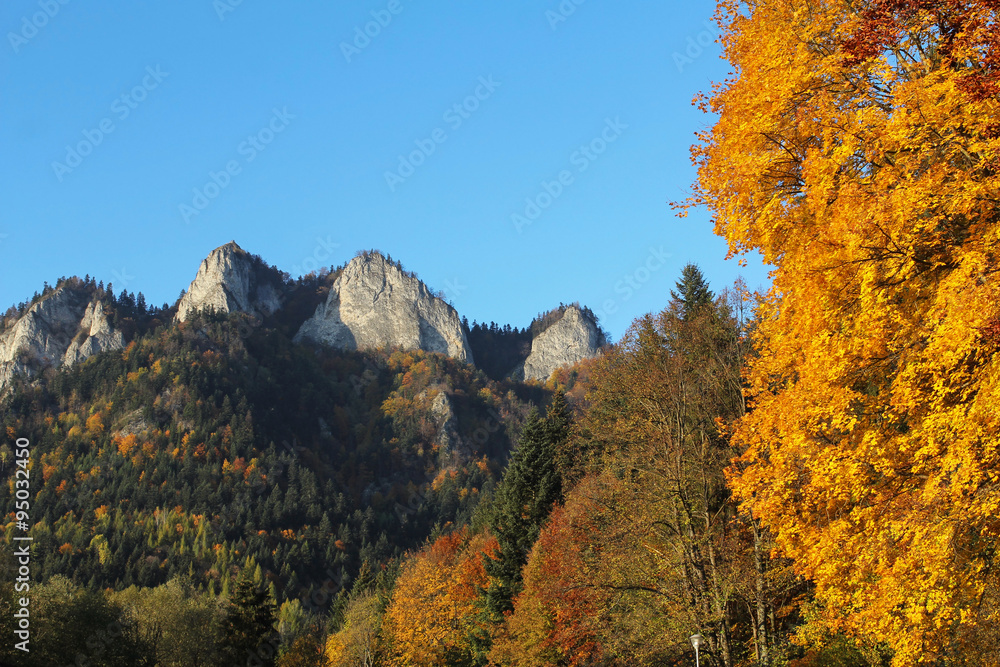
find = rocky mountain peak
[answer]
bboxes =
[512,304,605,382]
[175,241,284,322]
[294,251,473,363]
[0,283,125,393]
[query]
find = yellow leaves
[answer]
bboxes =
[85,412,105,436]
[383,530,494,666]
[115,434,139,457]
[125,368,147,383]
[689,0,1000,662]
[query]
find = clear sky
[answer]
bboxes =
[1,0,767,340]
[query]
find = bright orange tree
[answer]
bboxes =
[688,0,1000,662]
[383,529,496,666]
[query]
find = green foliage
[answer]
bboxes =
[482,394,570,620]
[221,570,279,667]
[464,320,532,381]
[670,263,714,319]
[0,572,152,667]
[112,577,224,666]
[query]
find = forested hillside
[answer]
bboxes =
[0,286,547,665]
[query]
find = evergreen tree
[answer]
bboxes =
[482,406,565,620]
[670,263,714,319]
[221,570,278,667]
[546,389,573,477]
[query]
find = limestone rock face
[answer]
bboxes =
[294,252,473,363]
[64,301,125,367]
[0,287,125,393]
[429,389,461,458]
[512,305,603,382]
[175,242,283,322]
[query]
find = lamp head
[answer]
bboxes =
[690,634,703,649]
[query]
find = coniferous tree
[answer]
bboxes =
[221,570,278,667]
[670,263,714,319]
[545,389,573,479]
[482,404,566,620]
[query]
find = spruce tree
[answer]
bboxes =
[671,263,715,319]
[546,389,573,477]
[482,400,567,620]
[221,570,278,667]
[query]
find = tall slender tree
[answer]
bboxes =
[221,570,278,667]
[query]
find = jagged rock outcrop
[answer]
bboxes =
[512,305,604,382]
[429,389,462,458]
[175,241,283,322]
[294,252,473,363]
[0,286,125,393]
[64,301,125,367]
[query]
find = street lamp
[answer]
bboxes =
[690,634,704,667]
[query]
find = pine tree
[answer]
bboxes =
[482,407,565,620]
[670,263,714,319]
[546,389,573,478]
[221,570,278,667]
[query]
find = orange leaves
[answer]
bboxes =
[840,0,1000,100]
[85,412,105,436]
[116,434,139,457]
[691,0,1000,661]
[383,529,494,666]
[492,495,605,667]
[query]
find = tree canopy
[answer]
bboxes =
[687,0,1000,662]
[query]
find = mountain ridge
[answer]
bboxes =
[0,242,607,393]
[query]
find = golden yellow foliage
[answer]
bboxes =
[85,412,104,436]
[383,530,495,666]
[689,0,1000,662]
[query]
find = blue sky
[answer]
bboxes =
[1,0,767,340]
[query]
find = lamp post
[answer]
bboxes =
[690,633,704,667]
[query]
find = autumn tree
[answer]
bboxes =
[535,278,800,667]
[278,625,330,667]
[688,0,1000,662]
[489,478,608,667]
[325,593,383,667]
[383,530,496,666]
[572,291,746,666]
